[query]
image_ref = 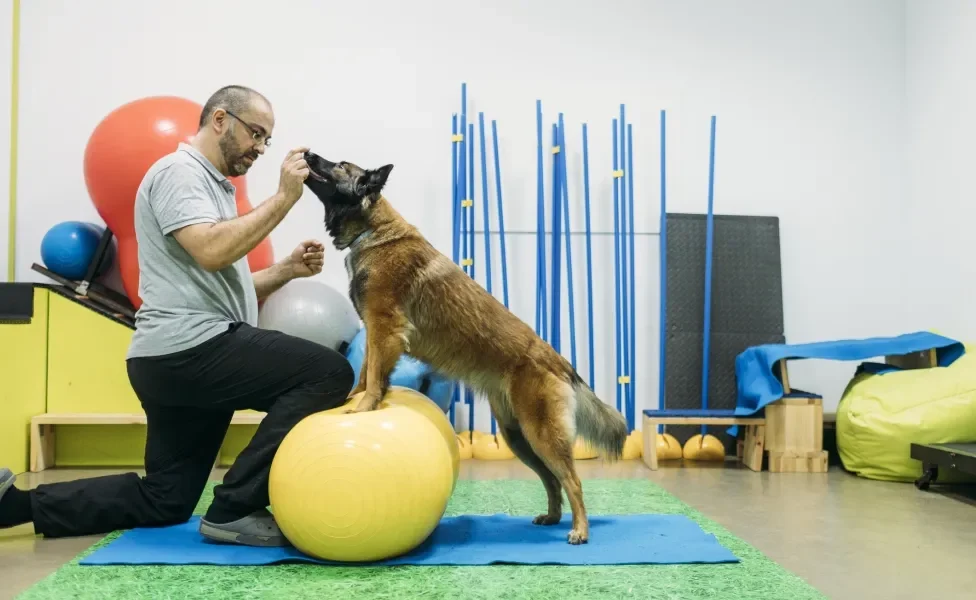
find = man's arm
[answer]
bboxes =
[253,262,297,301]
[169,147,310,272]
[173,190,296,272]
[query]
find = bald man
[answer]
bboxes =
[0,85,353,547]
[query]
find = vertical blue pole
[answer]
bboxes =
[459,83,469,437]
[618,104,631,431]
[492,120,510,310]
[701,115,717,436]
[582,123,595,389]
[550,122,562,354]
[452,114,460,266]
[491,119,508,437]
[535,100,548,341]
[611,118,622,414]
[558,115,577,368]
[478,112,497,437]
[658,109,667,435]
[450,112,459,430]
[626,123,636,432]
[467,121,476,436]
[468,123,476,282]
[460,87,469,283]
[478,113,493,298]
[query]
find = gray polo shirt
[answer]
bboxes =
[126,143,259,359]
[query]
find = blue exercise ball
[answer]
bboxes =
[40,221,115,281]
[344,328,457,413]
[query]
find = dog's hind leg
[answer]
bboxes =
[497,423,564,526]
[510,375,589,544]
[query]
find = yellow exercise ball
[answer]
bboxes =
[657,432,683,460]
[572,437,600,459]
[621,430,643,460]
[472,431,515,460]
[682,433,726,461]
[268,403,454,562]
[350,386,461,491]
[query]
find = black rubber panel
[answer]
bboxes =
[0,282,35,323]
[663,213,785,453]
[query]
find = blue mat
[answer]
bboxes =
[734,331,965,419]
[79,514,739,567]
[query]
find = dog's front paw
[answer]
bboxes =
[346,395,381,414]
[567,529,588,545]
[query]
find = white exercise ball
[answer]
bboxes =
[258,279,361,352]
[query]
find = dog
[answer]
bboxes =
[301,151,629,544]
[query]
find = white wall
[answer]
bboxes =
[904,0,976,343]
[0,0,11,280]
[14,0,916,427]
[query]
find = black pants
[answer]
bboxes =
[29,322,354,538]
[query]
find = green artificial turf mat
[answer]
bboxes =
[17,478,824,600]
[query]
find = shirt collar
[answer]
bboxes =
[177,143,236,192]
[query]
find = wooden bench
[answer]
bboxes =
[30,411,266,472]
[643,345,939,474]
[641,411,767,471]
[643,357,829,473]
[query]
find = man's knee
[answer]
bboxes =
[140,483,201,526]
[301,345,355,406]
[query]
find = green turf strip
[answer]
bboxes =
[17,479,824,600]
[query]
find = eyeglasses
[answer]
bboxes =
[225,109,272,148]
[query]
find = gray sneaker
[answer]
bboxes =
[198,507,291,547]
[0,469,14,502]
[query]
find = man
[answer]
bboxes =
[0,85,354,547]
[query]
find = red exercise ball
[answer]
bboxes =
[82,95,274,309]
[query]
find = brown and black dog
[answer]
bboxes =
[301,151,628,544]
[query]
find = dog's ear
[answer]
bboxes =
[354,164,394,197]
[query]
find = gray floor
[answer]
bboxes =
[2,460,975,599]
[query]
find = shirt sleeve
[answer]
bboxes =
[149,163,222,235]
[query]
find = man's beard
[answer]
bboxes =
[219,133,258,177]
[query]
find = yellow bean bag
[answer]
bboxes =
[836,342,976,482]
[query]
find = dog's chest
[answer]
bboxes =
[344,251,368,317]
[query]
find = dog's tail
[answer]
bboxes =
[569,371,629,460]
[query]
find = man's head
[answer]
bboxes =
[302,151,394,249]
[197,85,274,177]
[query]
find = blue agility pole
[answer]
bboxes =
[581,123,595,389]
[450,111,460,430]
[490,118,509,437]
[700,115,717,436]
[557,115,577,370]
[611,118,622,414]
[618,104,632,431]
[478,112,497,437]
[626,122,636,432]
[467,120,477,438]
[657,109,667,434]
[535,100,547,341]
[550,123,562,354]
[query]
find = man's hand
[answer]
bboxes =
[253,239,326,300]
[278,147,310,204]
[284,239,325,278]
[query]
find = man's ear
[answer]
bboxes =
[355,164,394,197]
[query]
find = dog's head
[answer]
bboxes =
[303,150,394,249]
